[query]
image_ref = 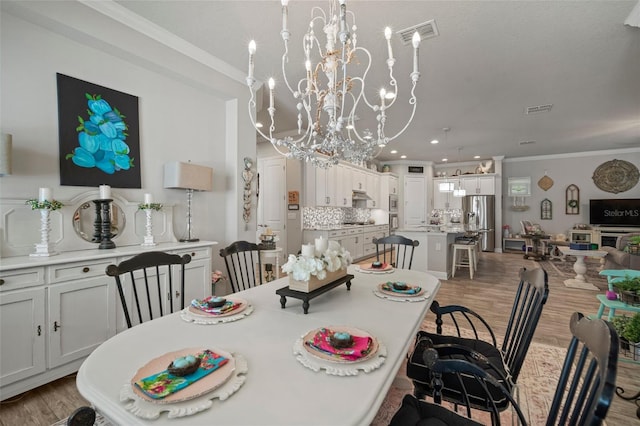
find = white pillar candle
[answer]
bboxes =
[315,236,328,255]
[144,193,153,204]
[38,187,52,202]
[301,243,315,258]
[99,185,111,200]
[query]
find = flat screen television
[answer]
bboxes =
[589,199,640,227]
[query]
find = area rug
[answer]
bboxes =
[537,257,608,291]
[371,323,568,425]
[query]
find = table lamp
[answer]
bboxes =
[163,161,213,242]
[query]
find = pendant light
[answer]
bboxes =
[453,146,466,197]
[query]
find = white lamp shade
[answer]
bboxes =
[163,161,213,191]
[0,133,12,176]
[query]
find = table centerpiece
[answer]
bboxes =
[282,239,352,293]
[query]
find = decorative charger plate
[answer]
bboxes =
[592,159,639,194]
[355,264,394,274]
[373,283,430,302]
[376,283,425,297]
[180,297,254,324]
[120,348,248,419]
[293,326,387,376]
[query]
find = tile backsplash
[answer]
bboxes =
[303,207,370,228]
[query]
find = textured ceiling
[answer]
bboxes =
[83,1,640,162]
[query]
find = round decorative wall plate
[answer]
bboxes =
[592,159,639,194]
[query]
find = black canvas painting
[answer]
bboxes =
[57,73,141,188]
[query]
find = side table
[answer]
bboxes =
[260,247,283,282]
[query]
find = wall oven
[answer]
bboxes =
[389,194,398,212]
[389,213,399,234]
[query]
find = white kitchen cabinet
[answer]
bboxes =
[366,171,380,208]
[379,173,399,211]
[351,168,367,191]
[460,175,495,195]
[0,287,46,387]
[404,176,427,227]
[0,241,215,400]
[433,178,462,210]
[336,164,353,208]
[305,162,338,206]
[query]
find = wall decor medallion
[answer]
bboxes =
[538,174,554,191]
[592,159,639,194]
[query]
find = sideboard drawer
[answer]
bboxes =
[171,247,211,261]
[0,267,46,292]
[48,259,116,283]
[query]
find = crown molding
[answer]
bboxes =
[504,147,640,163]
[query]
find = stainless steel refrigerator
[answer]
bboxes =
[462,195,495,251]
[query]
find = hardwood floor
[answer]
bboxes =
[1,252,638,425]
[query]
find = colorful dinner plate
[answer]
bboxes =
[130,347,236,404]
[377,283,424,297]
[301,326,379,364]
[188,297,248,318]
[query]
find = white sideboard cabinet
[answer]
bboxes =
[0,241,215,400]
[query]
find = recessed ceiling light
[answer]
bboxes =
[390,150,398,154]
[442,158,448,162]
[400,155,407,159]
[519,140,536,145]
[430,139,439,144]
[473,155,480,159]
[255,122,263,128]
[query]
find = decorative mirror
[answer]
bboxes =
[565,184,580,215]
[73,201,125,242]
[541,198,552,220]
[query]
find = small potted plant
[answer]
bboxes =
[624,235,640,255]
[622,313,640,360]
[612,276,640,306]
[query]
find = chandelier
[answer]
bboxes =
[246,0,422,168]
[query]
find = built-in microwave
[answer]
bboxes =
[389,194,398,212]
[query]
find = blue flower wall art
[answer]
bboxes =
[57,73,141,188]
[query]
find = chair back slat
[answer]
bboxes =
[373,234,419,270]
[106,251,192,329]
[500,267,549,382]
[220,241,262,293]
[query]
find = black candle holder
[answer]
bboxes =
[91,200,103,242]
[93,199,115,249]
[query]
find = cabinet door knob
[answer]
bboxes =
[0,279,4,286]
[175,290,181,298]
[191,252,196,257]
[82,267,90,273]
[37,325,41,336]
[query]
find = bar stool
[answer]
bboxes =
[451,242,476,279]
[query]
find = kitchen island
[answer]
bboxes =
[396,227,465,280]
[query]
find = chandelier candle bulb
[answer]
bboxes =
[99,185,111,200]
[38,187,52,202]
[412,32,421,75]
[247,40,256,81]
[384,27,393,60]
[144,193,153,204]
[268,78,275,109]
[281,0,289,33]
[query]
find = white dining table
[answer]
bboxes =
[76,265,440,425]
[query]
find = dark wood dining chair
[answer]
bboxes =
[220,240,262,292]
[105,251,192,328]
[407,267,549,414]
[373,234,419,270]
[392,312,618,425]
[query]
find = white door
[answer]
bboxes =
[404,176,426,227]
[258,157,287,261]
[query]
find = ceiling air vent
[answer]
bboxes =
[525,104,553,114]
[397,19,439,45]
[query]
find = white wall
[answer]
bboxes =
[0,2,257,269]
[502,149,640,236]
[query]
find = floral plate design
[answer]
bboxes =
[293,326,387,376]
[120,348,248,419]
[180,297,254,324]
[355,264,394,274]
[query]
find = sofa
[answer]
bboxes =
[602,233,640,270]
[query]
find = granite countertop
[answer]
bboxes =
[304,223,388,231]
[398,225,467,234]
